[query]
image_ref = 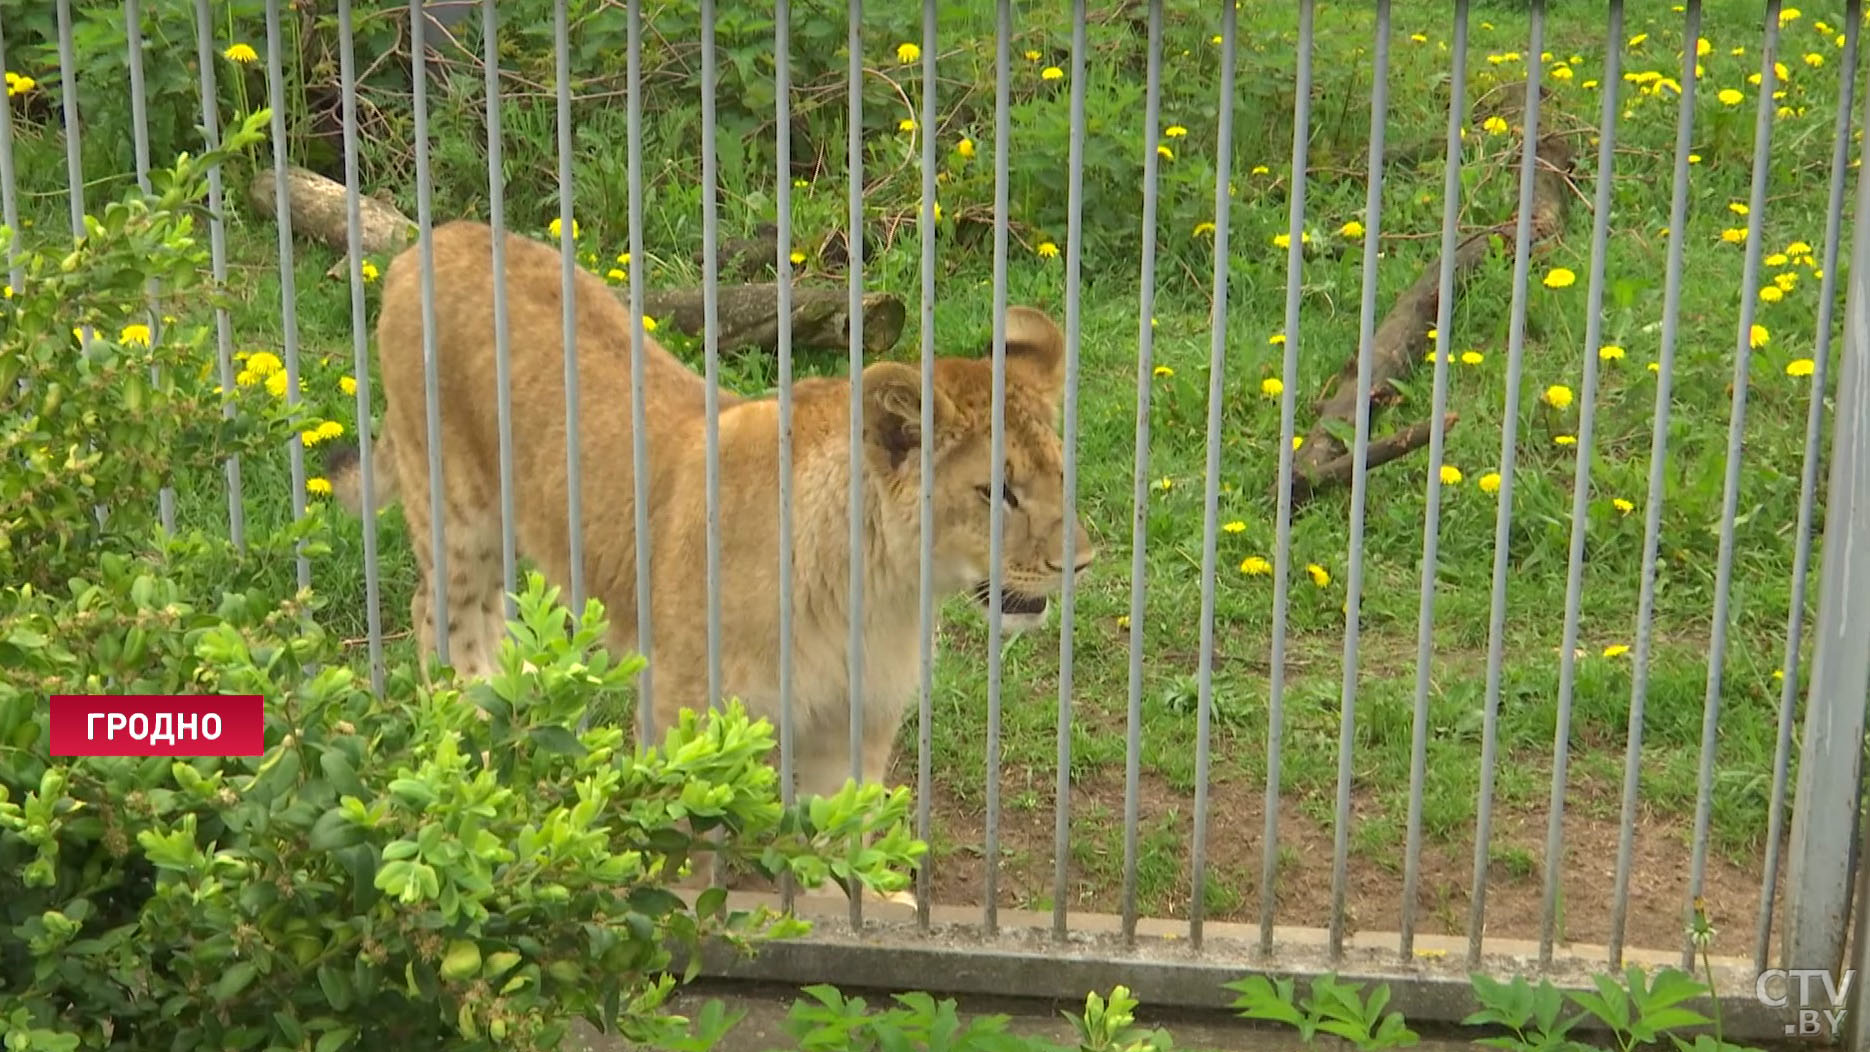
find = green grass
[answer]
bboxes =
[4,0,1851,950]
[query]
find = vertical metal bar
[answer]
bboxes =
[701,0,724,715]
[1848,818,1870,1052]
[1328,0,1391,965]
[1466,0,1543,969]
[409,0,451,667]
[625,0,655,739]
[191,0,245,548]
[1052,0,1088,944]
[124,0,174,533]
[1188,0,1236,952]
[265,0,311,592]
[1683,0,1780,971]
[0,12,20,290]
[1261,0,1312,956]
[982,0,1012,938]
[774,0,798,915]
[1759,0,1860,972]
[915,0,938,934]
[337,0,386,695]
[54,0,83,239]
[483,0,518,624]
[1541,0,1622,968]
[844,0,867,932]
[1784,16,1870,974]
[1610,0,1701,968]
[1121,0,1164,948]
[1399,0,1467,961]
[552,0,586,622]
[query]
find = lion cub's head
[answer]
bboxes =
[860,305,1096,633]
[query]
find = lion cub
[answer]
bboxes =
[329,220,1095,804]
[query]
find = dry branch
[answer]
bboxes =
[246,165,904,356]
[1284,129,1577,507]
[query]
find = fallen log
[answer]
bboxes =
[1285,128,1577,507]
[246,165,907,357]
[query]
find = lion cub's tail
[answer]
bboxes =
[323,429,401,518]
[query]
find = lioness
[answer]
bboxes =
[327,220,1094,801]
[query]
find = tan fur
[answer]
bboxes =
[329,220,1095,800]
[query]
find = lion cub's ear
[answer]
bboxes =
[1001,306,1067,406]
[861,360,953,471]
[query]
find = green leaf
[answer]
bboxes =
[313,1028,357,1052]
[210,961,258,1002]
[529,724,587,756]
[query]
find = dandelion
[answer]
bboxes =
[1780,6,1802,25]
[1269,333,1286,345]
[1544,384,1574,410]
[1543,267,1577,289]
[1223,520,1246,534]
[1786,239,1814,255]
[1441,464,1464,486]
[1628,32,1649,47]
[642,315,658,333]
[1193,221,1216,237]
[1261,377,1284,399]
[1766,252,1790,266]
[118,323,151,346]
[1603,644,1632,658]
[1483,115,1510,135]
[339,375,358,397]
[235,369,259,387]
[898,117,917,133]
[934,202,944,222]
[1478,472,1502,494]
[306,477,334,497]
[1760,285,1785,303]
[1551,64,1574,81]
[1272,232,1310,249]
[1155,476,1174,493]
[1165,124,1189,138]
[1786,358,1816,377]
[4,72,35,97]
[548,217,580,240]
[789,250,806,265]
[1599,344,1626,361]
[1461,350,1485,365]
[1306,563,1331,588]
[1037,241,1060,258]
[1340,219,1365,238]
[957,137,976,158]
[607,268,627,281]
[1240,556,1272,576]
[1024,49,1042,61]
[223,43,259,63]
[1041,66,1064,81]
[1648,362,1661,373]
[360,260,380,282]
[1250,164,1270,175]
[265,371,290,399]
[1157,144,1174,160]
[896,42,921,63]
[1729,201,1750,216]
[1696,37,1713,57]
[1775,272,1799,293]
[1411,32,1429,44]
[1613,498,1635,515]
[246,351,284,377]
[1750,323,1770,348]
[1292,435,1304,450]
[1721,227,1748,244]
[1552,435,1576,447]
[1806,51,1825,68]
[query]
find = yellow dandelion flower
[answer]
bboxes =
[1305,563,1331,588]
[1272,232,1310,249]
[1292,435,1304,450]
[957,137,976,158]
[1261,377,1283,398]
[1751,323,1770,348]
[1648,362,1661,373]
[1041,66,1064,81]
[548,217,580,240]
[1718,87,1745,106]
[1729,202,1750,216]
[1786,358,1816,377]
[1165,124,1188,138]
[1037,241,1060,258]
[1223,520,1247,534]
[606,268,627,281]
[1544,384,1575,410]
[1543,267,1576,289]
[1269,333,1286,345]
[1483,115,1510,135]
[1154,364,1174,379]
[898,117,917,133]
[1599,344,1626,361]
[235,369,259,388]
[223,43,259,63]
[896,42,920,64]
[1786,240,1815,255]
[265,371,289,399]
[1603,644,1632,658]
[1155,476,1174,492]
[339,375,358,396]
[1555,435,1578,447]
[1781,6,1802,23]
[246,351,283,377]
[360,260,380,282]
[1775,272,1799,292]
[1766,252,1790,266]
[1158,144,1174,160]
[317,420,345,441]
[306,477,333,497]
[1461,350,1485,365]
[1805,51,1825,68]
[790,250,806,265]
[1193,221,1216,237]
[1440,464,1464,486]
[1478,472,1502,494]
[1250,164,1270,175]
[1722,228,1749,244]
[118,323,151,346]
[1341,219,1365,238]
[1551,64,1573,81]
[1240,556,1273,576]
[1628,32,1648,47]
[1613,498,1635,515]
[1760,285,1785,303]
[1411,32,1429,44]
[1024,49,1041,61]
[642,315,658,333]
[4,72,35,97]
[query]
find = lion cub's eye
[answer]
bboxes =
[975,484,1020,509]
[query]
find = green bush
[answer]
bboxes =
[0,119,924,1052]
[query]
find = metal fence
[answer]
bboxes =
[10,0,1870,1041]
